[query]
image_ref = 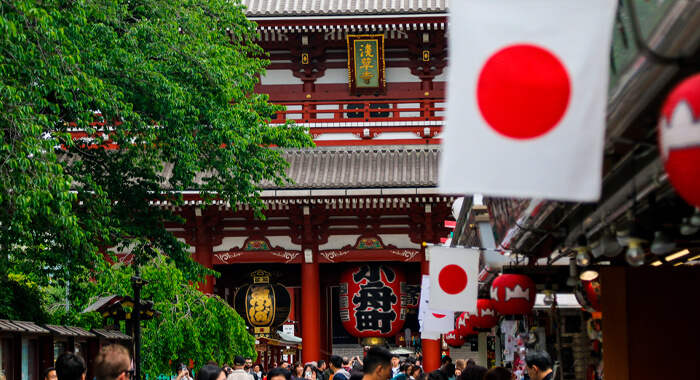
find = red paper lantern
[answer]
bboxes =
[465,299,501,329]
[574,279,601,313]
[490,274,536,315]
[339,264,406,339]
[455,312,477,336]
[444,330,466,348]
[658,73,700,207]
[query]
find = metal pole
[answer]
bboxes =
[132,275,145,380]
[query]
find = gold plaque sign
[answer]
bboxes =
[347,34,386,95]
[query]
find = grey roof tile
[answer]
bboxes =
[259,146,440,189]
[241,0,448,17]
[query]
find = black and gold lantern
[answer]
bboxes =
[234,270,291,339]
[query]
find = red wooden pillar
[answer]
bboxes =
[421,256,441,372]
[194,209,214,294]
[301,257,321,362]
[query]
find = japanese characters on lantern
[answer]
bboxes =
[339,264,406,343]
[233,270,292,339]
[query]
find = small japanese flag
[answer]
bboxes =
[422,310,454,333]
[418,275,454,333]
[440,0,617,201]
[429,246,479,312]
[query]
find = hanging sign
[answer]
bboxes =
[347,34,386,95]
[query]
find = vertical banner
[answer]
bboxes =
[347,34,386,95]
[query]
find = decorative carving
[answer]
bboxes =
[215,252,244,262]
[245,240,270,251]
[342,235,397,250]
[320,251,350,262]
[268,251,299,263]
[390,250,420,262]
[357,237,383,249]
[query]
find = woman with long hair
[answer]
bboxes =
[292,362,304,380]
[408,365,423,380]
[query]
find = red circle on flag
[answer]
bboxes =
[432,313,447,318]
[438,264,468,295]
[477,44,571,139]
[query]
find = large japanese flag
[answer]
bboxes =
[440,0,617,201]
[429,246,480,311]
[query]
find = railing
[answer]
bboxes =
[270,99,445,124]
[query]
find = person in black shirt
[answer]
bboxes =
[524,351,553,380]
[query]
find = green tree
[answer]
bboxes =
[71,255,256,377]
[0,0,312,291]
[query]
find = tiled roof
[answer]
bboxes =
[45,325,96,337]
[241,0,448,17]
[63,146,440,191]
[92,329,133,340]
[263,146,440,189]
[10,321,50,333]
[0,320,25,332]
[159,146,440,189]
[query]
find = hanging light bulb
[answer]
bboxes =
[650,230,676,255]
[575,234,591,267]
[625,221,647,266]
[566,258,578,287]
[543,291,555,306]
[601,227,623,257]
[680,217,700,236]
[543,277,555,306]
[625,240,646,266]
[691,208,700,227]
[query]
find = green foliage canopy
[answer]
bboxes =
[84,255,256,378]
[0,0,312,287]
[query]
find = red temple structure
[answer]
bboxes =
[166,0,454,369]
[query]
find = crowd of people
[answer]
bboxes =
[42,345,553,380]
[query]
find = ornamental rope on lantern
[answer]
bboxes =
[233,270,291,339]
[490,274,536,316]
[339,264,407,346]
[658,73,700,207]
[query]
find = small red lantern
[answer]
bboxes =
[455,312,477,336]
[658,73,700,207]
[465,299,500,329]
[574,279,601,313]
[339,264,406,343]
[490,274,536,316]
[444,330,466,348]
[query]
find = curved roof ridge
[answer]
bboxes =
[241,0,448,17]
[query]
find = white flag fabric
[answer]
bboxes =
[440,0,617,201]
[423,309,454,333]
[418,275,454,333]
[429,246,480,311]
